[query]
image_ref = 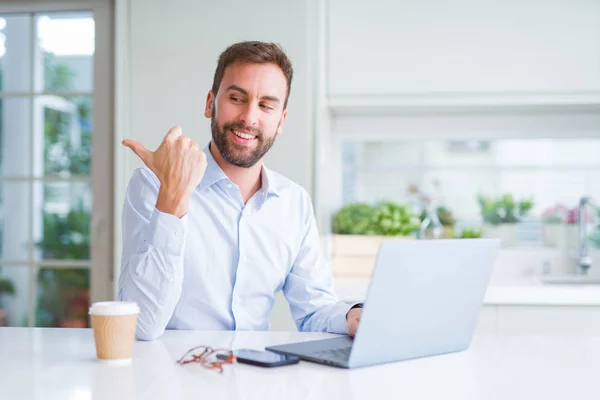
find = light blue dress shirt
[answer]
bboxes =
[118,144,352,340]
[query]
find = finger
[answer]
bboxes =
[122,139,152,163]
[165,125,183,141]
[349,322,358,337]
[177,136,191,148]
[190,141,200,151]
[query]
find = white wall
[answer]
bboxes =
[116,0,319,330]
[126,0,313,189]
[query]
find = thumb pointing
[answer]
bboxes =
[122,139,152,165]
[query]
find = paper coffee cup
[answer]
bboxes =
[89,301,139,363]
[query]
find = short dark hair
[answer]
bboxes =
[211,41,294,108]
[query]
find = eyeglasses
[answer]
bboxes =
[177,346,236,373]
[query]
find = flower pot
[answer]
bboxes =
[543,224,579,250]
[482,224,518,247]
[330,234,413,277]
[0,307,6,327]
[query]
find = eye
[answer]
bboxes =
[230,96,243,103]
[260,103,274,111]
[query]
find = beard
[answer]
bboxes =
[211,109,278,169]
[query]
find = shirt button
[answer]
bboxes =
[226,183,233,189]
[174,231,180,237]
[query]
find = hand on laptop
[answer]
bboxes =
[346,308,362,337]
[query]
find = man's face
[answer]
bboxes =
[205,62,288,168]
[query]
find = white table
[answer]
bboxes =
[1,328,600,400]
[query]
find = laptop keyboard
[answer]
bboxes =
[312,346,352,361]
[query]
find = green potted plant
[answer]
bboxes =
[477,194,534,246]
[371,202,421,237]
[0,275,16,327]
[455,227,483,239]
[331,201,419,276]
[332,203,376,236]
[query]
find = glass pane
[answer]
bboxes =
[35,267,89,327]
[0,266,30,327]
[36,12,94,93]
[33,96,92,176]
[0,97,32,176]
[34,182,91,260]
[0,182,31,261]
[0,14,32,92]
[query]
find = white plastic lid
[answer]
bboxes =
[89,301,140,316]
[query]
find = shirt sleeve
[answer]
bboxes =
[117,167,188,341]
[282,192,354,335]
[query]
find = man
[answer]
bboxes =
[118,41,362,341]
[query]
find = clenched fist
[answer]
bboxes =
[123,126,207,218]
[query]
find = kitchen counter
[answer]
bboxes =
[334,277,600,306]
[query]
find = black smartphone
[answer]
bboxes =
[218,349,299,367]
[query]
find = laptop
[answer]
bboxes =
[266,238,500,369]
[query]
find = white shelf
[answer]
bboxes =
[328,92,600,116]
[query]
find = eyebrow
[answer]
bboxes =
[226,84,280,104]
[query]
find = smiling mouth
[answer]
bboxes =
[231,129,257,140]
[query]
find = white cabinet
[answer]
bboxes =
[327,0,600,103]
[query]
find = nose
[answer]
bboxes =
[239,102,260,127]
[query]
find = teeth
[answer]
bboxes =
[232,130,256,140]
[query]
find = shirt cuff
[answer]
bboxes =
[329,302,353,335]
[143,208,188,255]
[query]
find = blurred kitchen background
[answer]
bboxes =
[1,0,600,335]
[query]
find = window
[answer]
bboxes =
[0,2,112,328]
[331,110,600,253]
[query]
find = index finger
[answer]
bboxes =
[165,125,183,141]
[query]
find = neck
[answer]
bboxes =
[210,141,262,204]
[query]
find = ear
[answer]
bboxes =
[204,91,215,118]
[276,108,288,136]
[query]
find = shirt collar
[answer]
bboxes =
[260,164,281,198]
[198,143,229,191]
[199,143,281,198]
